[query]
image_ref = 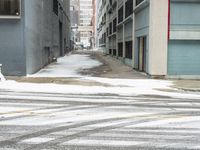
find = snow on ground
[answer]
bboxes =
[28,54,102,77]
[0,72,6,82]
[1,53,200,99]
[0,79,200,99]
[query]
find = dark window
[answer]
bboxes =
[0,0,20,16]
[113,18,117,33]
[125,0,133,18]
[104,32,106,43]
[125,41,132,59]
[53,0,58,15]
[109,22,112,35]
[109,49,112,55]
[106,27,109,36]
[113,49,116,56]
[118,43,123,57]
[118,6,123,23]
[136,0,144,6]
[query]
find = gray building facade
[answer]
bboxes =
[97,0,200,79]
[0,0,71,76]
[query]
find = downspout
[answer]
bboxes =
[168,0,171,40]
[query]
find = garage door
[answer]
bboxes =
[168,40,200,75]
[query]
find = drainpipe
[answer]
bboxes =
[168,0,171,40]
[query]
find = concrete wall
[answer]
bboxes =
[148,0,168,76]
[0,0,70,76]
[25,0,53,74]
[0,0,26,76]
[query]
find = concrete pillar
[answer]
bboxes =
[148,0,169,76]
[122,1,126,59]
[132,0,136,67]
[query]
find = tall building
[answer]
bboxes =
[90,0,96,48]
[97,0,200,78]
[0,0,71,76]
[70,0,80,45]
[78,0,93,48]
[70,0,80,27]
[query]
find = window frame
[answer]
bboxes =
[136,0,144,6]
[0,0,21,19]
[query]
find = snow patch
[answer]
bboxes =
[62,139,146,147]
[20,137,54,144]
[28,54,102,77]
[0,78,200,99]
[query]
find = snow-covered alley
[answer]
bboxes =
[0,51,200,150]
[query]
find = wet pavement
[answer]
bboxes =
[0,90,200,149]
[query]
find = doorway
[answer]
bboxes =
[138,37,147,72]
[59,21,63,56]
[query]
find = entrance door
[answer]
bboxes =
[59,21,63,56]
[138,37,147,72]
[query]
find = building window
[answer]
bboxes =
[0,0,20,17]
[136,0,144,6]
[113,49,116,56]
[53,0,58,15]
[118,6,123,24]
[118,43,123,57]
[104,32,106,43]
[125,41,132,59]
[109,22,112,35]
[109,49,112,55]
[113,18,117,33]
[125,0,133,18]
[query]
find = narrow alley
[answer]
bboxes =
[0,51,200,150]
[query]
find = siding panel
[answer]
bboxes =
[168,40,200,75]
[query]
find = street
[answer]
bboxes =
[0,52,200,150]
[0,90,200,149]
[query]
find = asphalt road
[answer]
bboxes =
[0,90,200,150]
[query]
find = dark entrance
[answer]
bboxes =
[59,21,63,56]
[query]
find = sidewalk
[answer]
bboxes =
[5,51,200,94]
[172,80,200,92]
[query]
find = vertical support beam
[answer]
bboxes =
[116,1,119,57]
[132,0,136,67]
[168,0,171,40]
[122,0,125,58]
[148,0,168,76]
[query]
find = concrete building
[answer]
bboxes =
[79,0,93,47]
[0,0,71,76]
[90,0,96,49]
[97,0,200,78]
[70,0,80,46]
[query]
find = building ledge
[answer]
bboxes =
[0,16,21,19]
[170,30,200,40]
